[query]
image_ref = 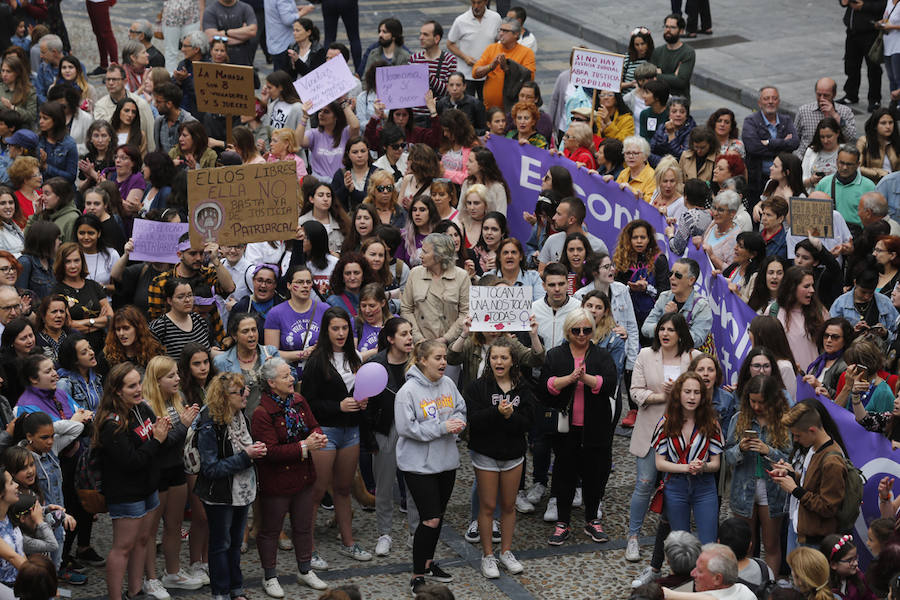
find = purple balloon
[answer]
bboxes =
[354,362,388,401]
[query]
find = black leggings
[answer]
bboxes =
[404,470,455,574]
[61,452,93,556]
[322,0,362,70]
[552,429,611,525]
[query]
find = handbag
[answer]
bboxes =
[648,428,698,514]
[870,3,899,63]
[557,410,570,433]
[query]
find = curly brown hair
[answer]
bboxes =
[662,371,720,441]
[103,305,164,368]
[612,219,661,274]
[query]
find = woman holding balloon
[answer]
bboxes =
[300,306,374,566]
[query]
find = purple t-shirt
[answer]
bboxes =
[356,321,381,353]
[102,169,146,202]
[307,126,350,180]
[264,299,329,352]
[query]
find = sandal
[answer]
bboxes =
[700,29,714,35]
[684,31,698,38]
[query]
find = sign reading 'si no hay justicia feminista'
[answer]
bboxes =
[187,161,299,247]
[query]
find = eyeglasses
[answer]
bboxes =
[212,35,228,42]
[388,142,406,150]
[749,362,772,371]
[291,279,313,287]
[711,205,730,213]
[173,293,193,301]
[838,556,859,564]
[0,303,19,311]
[823,332,843,340]
[499,28,515,33]
[624,150,642,156]
[104,77,123,83]
[571,116,589,123]
[571,327,593,336]
[376,185,394,192]
[599,263,614,270]
[0,266,15,274]
[228,386,250,396]
[253,278,276,286]
[128,29,141,34]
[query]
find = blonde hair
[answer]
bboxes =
[271,128,298,154]
[412,339,446,371]
[142,356,183,417]
[787,547,834,600]
[459,183,489,233]
[654,155,684,193]
[205,372,245,425]
[363,169,399,211]
[563,308,596,343]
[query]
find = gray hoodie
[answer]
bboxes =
[394,365,467,475]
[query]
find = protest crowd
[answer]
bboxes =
[4,0,900,598]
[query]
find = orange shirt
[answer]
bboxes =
[472,42,535,110]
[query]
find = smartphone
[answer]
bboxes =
[815,171,826,177]
[744,430,759,440]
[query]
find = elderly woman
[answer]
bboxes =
[172,31,208,116]
[121,40,149,94]
[678,126,718,183]
[650,97,696,161]
[649,156,684,219]
[695,190,742,271]
[251,357,329,595]
[400,232,471,344]
[540,308,618,546]
[506,101,547,149]
[561,121,596,169]
[612,135,655,203]
[101,144,146,222]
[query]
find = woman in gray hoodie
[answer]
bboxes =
[395,339,467,596]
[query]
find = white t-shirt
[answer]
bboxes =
[706,584,758,600]
[447,8,502,81]
[82,249,120,286]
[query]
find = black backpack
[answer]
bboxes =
[736,557,778,600]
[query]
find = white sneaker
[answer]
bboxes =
[263,577,284,598]
[515,490,535,513]
[499,550,524,574]
[573,487,583,508]
[161,569,203,590]
[142,578,171,600]
[625,536,640,562]
[543,497,558,522]
[491,520,501,543]
[631,566,660,588]
[297,570,328,590]
[339,543,372,561]
[465,520,480,543]
[525,482,546,505]
[481,554,500,579]
[189,562,209,586]
[310,551,329,570]
[407,533,414,549]
[375,534,392,556]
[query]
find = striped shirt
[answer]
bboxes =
[652,417,723,465]
[150,312,211,360]
[409,50,458,119]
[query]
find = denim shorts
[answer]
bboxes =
[470,450,524,472]
[108,491,160,520]
[320,426,360,450]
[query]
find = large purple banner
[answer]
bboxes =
[485,136,670,255]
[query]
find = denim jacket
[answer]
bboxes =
[641,288,713,349]
[15,253,55,302]
[596,331,626,376]
[724,412,792,518]
[194,410,255,506]
[37,135,78,183]
[57,368,103,412]
[830,289,899,341]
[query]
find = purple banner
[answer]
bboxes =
[812,384,900,566]
[686,244,756,385]
[485,136,670,255]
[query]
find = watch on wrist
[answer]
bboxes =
[89,318,96,327]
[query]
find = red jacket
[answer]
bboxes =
[251,391,322,496]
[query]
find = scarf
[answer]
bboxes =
[271,392,306,442]
[806,348,844,378]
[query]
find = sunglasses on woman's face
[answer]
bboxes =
[571,327,593,336]
[376,185,394,192]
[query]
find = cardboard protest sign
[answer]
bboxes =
[570,48,625,92]
[194,62,255,115]
[376,64,429,110]
[790,196,834,238]
[187,161,299,247]
[293,55,358,114]
[131,220,189,263]
[469,285,531,332]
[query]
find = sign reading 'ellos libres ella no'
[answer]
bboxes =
[187,161,299,247]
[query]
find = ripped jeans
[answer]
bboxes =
[628,449,658,538]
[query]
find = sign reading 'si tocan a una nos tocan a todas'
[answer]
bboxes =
[193,62,256,115]
[187,161,300,247]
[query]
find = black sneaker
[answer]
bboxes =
[584,519,609,543]
[547,522,570,546]
[64,555,87,573]
[425,562,453,582]
[321,492,334,511]
[835,95,859,105]
[410,576,427,596]
[76,546,106,567]
[87,66,107,77]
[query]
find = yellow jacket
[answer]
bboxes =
[601,111,635,142]
[616,162,656,203]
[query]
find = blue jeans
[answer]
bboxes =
[887,53,900,96]
[664,473,719,544]
[205,503,249,598]
[628,449,658,537]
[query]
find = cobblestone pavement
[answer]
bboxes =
[52,1,754,598]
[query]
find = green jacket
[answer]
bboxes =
[25,201,81,243]
[0,82,37,129]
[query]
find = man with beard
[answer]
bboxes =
[650,14,696,101]
[361,18,410,77]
